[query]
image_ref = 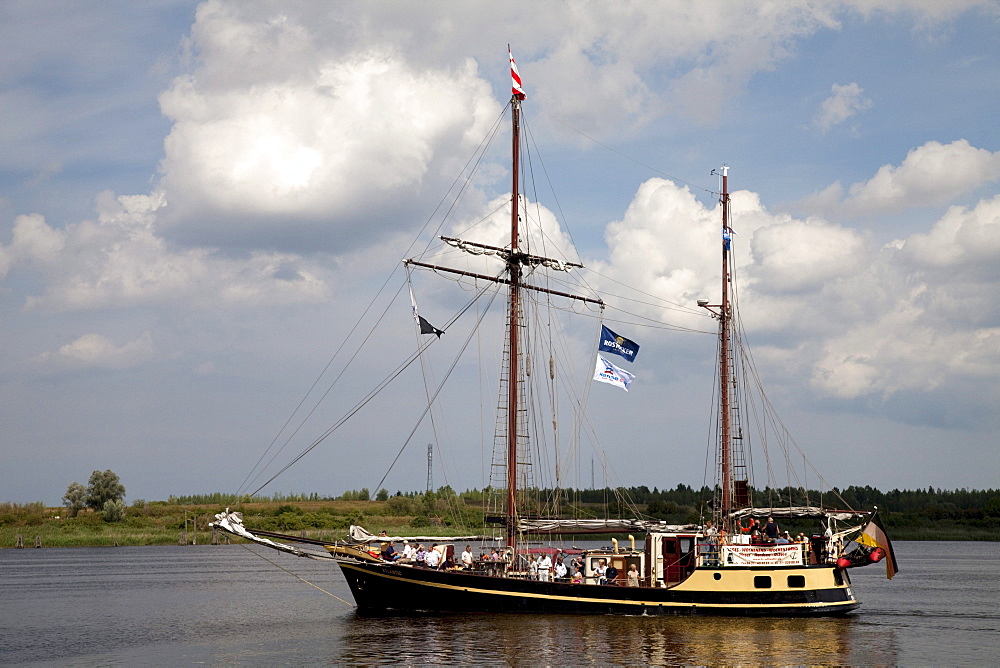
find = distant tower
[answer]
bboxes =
[426,443,433,493]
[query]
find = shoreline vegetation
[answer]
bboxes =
[3,485,998,548]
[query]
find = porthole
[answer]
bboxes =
[787,575,806,588]
[753,575,772,589]
[713,572,721,580]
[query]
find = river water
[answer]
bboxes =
[1,541,996,665]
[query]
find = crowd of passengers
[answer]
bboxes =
[373,532,641,585]
[700,517,840,565]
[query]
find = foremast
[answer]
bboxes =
[719,166,734,523]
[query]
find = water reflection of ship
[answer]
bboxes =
[337,612,898,666]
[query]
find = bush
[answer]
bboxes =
[387,495,413,515]
[63,483,87,517]
[86,470,126,510]
[103,499,126,523]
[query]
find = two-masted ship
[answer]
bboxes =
[213,49,896,616]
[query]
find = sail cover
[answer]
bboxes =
[517,518,698,534]
[349,525,494,544]
[728,506,867,522]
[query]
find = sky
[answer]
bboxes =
[1,0,998,506]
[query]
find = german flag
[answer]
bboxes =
[857,515,899,579]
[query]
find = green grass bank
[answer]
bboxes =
[2,497,998,548]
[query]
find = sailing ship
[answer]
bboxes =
[212,49,897,616]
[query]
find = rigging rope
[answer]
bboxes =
[242,280,410,497]
[241,544,355,608]
[367,283,502,502]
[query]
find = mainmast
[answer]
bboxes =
[403,49,602,558]
[505,92,523,552]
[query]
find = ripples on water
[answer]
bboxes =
[1,542,996,665]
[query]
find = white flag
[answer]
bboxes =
[593,355,635,392]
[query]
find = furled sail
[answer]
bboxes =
[727,506,867,522]
[518,518,698,534]
[349,525,493,544]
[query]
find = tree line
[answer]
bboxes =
[55,472,998,536]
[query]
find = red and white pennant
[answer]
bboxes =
[509,47,526,100]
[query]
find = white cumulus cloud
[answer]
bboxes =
[813,82,872,133]
[158,18,499,252]
[591,171,999,423]
[1,191,329,313]
[797,140,1000,218]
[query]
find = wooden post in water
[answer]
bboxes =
[34,535,41,548]
[15,534,23,548]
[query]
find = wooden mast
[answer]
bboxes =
[506,93,523,553]
[404,51,601,553]
[719,166,733,520]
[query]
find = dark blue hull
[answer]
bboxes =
[337,561,860,617]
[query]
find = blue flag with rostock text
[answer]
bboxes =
[598,325,639,363]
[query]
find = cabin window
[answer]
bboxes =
[713,572,722,580]
[787,575,806,588]
[753,576,772,589]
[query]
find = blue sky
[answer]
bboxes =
[1,1,998,505]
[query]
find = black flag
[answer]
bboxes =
[418,315,444,338]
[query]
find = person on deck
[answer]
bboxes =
[605,563,619,585]
[764,517,779,541]
[401,540,414,560]
[539,553,552,582]
[414,544,427,567]
[740,517,760,540]
[596,559,608,584]
[554,557,568,581]
[425,543,442,569]
[461,545,474,569]
[626,564,640,587]
[702,521,719,565]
